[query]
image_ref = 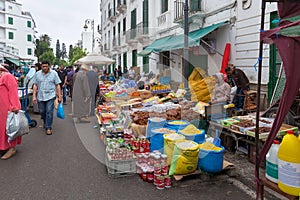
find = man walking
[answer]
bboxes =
[86,66,99,116]
[57,64,68,105]
[32,61,62,135]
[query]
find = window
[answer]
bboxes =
[190,0,201,12]
[132,50,137,67]
[118,22,121,46]
[27,48,32,55]
[131,9,137,39]
[27,21,31,28]
[123,18,126,35]
[143,0,149,34]
[143,52,149,73]
[27,34,32,42]
[161,0,168,13]
[123,53,127,68]
[8,17,13,25]
[8,32,14,40]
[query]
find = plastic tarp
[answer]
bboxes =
[138,21,227,56]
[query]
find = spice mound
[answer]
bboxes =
[180,124,202,135]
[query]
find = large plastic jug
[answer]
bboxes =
[278,130,300,196]
[265,140,280,183]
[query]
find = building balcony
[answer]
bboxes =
[108,8,117,23]
[112,36,121,52]
[125,29,138,46]
[136,22,149,43]
[174,0,205,29]
[117,0,127,14]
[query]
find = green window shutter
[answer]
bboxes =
[143,0,149,34]
[190,0,201,12]
[131,9,137,39]
[27,48,32,55]
[27,21,31,28]
[123,53,127,68]
[132,50,137,67]
[8,32,14,39]
[27,34,32,42]
[143,56,149,73]
[118,22,121,46]
[8,17,13,25]
[161,0,168,13]
[123,18,126,35]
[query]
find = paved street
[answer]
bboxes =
[0,99,254,200]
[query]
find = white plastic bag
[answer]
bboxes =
[6,111,29,142]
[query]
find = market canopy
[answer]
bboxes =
[138,21,227,56]
[4,57,32,66]
[75,52,115,66]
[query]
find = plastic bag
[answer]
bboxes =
[6,111,29,142]
[56,103,65,119]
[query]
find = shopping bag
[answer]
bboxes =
[6,111,29,142]
[56,103,65,119]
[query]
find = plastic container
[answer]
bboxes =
[146,117,166,139]
[178,129,205,144]
[265,140,280,183]
[278,130,300,196]
[150,129,167,153]
[165,120,190,132]
[198,145,225,173]
[163,133,185,165]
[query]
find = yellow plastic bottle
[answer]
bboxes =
[277,130,300,196]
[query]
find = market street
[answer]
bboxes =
[0,100,254,200]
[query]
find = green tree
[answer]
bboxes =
[39,50,55,65]
[34,34,52,62]
[69,47,87,65]
[55,39,61,59]
[68,45,74,61]
[61,43,67,60]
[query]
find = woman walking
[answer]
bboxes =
[0,65,21,160]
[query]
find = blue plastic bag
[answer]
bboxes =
[56,103,65,119]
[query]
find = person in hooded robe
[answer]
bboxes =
[86,66,99,116]
[211,73,231,104]
[72,64,91,123]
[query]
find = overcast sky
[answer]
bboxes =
[21,0,100,50]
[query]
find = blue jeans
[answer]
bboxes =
[234,87,249,109]
[38,98,55,130]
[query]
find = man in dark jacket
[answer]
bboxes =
[225,66,250,110]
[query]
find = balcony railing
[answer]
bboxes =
[108,8,116,18]
[174,0,184,20]
[117,0,126,7]
[125,29,137,43]
[136,22,148,36]
[174,0,202,21]
[117,0,127,13]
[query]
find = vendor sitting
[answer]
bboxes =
[211,73,231,104]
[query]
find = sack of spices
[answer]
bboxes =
[169,140,199,175]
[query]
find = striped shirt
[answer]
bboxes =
[33,69,61,101]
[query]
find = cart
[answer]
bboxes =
[18,82,37,128]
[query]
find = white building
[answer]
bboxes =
[0,0,36,64]
[100,0,278,99]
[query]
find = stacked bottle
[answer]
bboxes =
[265,140,280,183]
[278,130,300,196]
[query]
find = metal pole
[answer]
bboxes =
[183,0,189,89]
[255,1,266,199]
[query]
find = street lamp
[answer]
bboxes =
[83,19,95,52]
[183,0,191,99]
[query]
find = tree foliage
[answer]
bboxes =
[39,50,55,65]
[61,43,67,60]
[69,47,87,65]
[68,45,74,60]
[35,34,52,62]
[55,39,61,59]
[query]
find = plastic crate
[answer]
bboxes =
[105,153,136,177]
